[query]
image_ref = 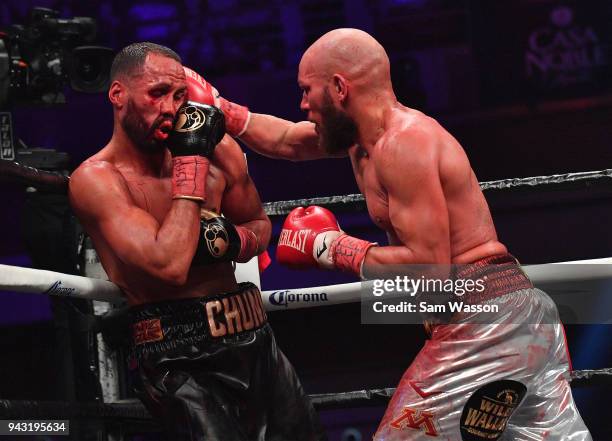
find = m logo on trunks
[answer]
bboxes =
[389,407,439,437]
[133,319,164,345]
[174,105,206,132]
[205,287,267,338]
[459,380,527,441]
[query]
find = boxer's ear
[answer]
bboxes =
[332,74,348,103]
[108,80,125,109]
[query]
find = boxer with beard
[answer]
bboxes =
[205,29,592,441]
[69,42,323,441]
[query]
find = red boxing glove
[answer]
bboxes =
[183,66,250,137]
[276,206,375,277]
[184,66,219,106]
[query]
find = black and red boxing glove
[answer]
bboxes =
[184,66,251,138]
[276,206,376,277]
[166,102,225,202]
[193,209,258,264]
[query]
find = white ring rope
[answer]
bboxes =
[0,264,123,304]
[1,258,612,310]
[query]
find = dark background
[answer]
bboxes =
[1,0,612,439]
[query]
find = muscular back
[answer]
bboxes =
[70,136,264,304]
[350,106,506,265]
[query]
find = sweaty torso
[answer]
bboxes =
[86,144,239,305]
[349,106,506,263]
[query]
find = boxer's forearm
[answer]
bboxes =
[362,245,451,278]
[183,68,321,160]
[132,199,202,285]
[69,162,204,286]
[240,114,327,161]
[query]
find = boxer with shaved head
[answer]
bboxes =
[207,29,592,440]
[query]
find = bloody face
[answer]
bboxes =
[119,53,187,152]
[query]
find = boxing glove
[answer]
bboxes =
[277,206,376,276]
[167,102,225,202]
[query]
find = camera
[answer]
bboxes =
[0,7,114,107]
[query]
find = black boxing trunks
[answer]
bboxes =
[374,254,591,441]
[129,283,325,441]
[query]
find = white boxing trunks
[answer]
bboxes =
[374,255,592,441]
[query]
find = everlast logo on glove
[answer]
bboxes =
[276,206,375,274]
[278,229,311,253]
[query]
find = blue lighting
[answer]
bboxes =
[136,24,177,40]
[129,4,177,21]
[388,0,428,6]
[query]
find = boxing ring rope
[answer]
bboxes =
[1,369,612,424]
[2,258,612,310]
[262,168,612,216]
[3,156,609,214]
[0,264,125,304]
[0,160,69,193]
[2,255,612,415]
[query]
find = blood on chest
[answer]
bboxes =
[124,163,227,223]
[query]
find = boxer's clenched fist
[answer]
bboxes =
[277,206,375,276]
[184,66,251,137]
